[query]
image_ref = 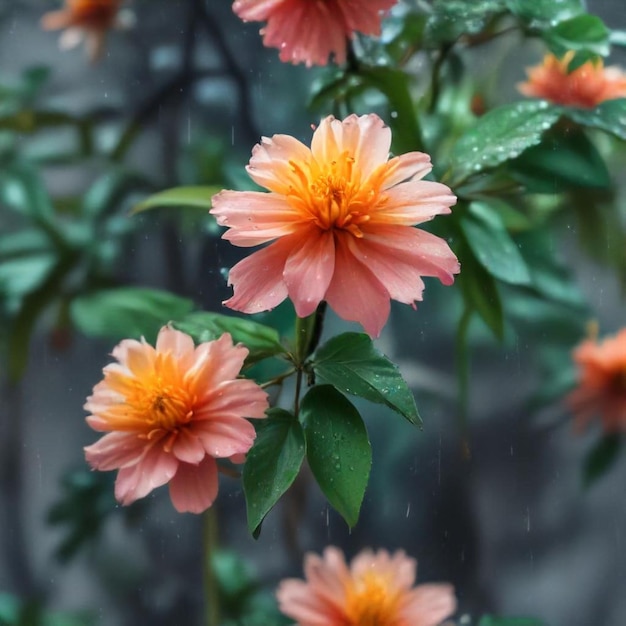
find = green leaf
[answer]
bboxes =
[510,129,611,192]
[131,186,221,215]
[450,101,561,184]
[564,99,626,140]
[70,287,194,342]
[300,386,371,528]
[357,66,423,153]
[172,311,286,365]
[504,0,583,28]
[0,161,55,222]
[543,14,610,56]
[456,242,504,339]
[425,0,506,44]
[243,409,305,537]
[583,434,621,487]
[478,616,547,626]
[83,168,150,217]
[312,332,420,426]
[460,201,532,285]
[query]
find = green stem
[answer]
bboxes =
[260,368,296,389]
[202,508,220,626]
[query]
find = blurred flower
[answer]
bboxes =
[41,0,133,62]
[84,327,268,513]
[276,546,456,626]
[568,328,626,432]
[518,51,626,108]
[211,113,459,338]
[232,0,397,67]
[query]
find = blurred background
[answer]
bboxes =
[1,1,626,625]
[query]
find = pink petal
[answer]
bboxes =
[372,180,457,225]
[246,134,312,193]
[40,10,72,30]
[312,114,391,181]
[363,225,460,286]
[340,0,397,34]
[111,338,156,377]
[277,579,342,626]
[168,456,219,514]
[401,583,457,626]
[155,326,195,360]
[223,237,294,314]
[84,431,146,470]
[324,234,390,337]
[114,444,178,505]
[284,229,335,317]
[185,335,251,394]
[345,234,425,306]
[172,428,206,464]
[192,415,257,457]
[211,190,301,246]
[197,379,269,417]
[232,0,287,22]
[379,152,433,189]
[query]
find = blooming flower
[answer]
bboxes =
[211,113,459,338]
[41,0,131,62]
[84,327,269,513]
[276,546,457,626]
[518,51,626,108]
[232,0,397,67]
[567,328,626,433]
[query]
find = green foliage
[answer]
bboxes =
[583,435,622,487]
[300,385,372,528]
[510,129,611,192]
[449,101,561,184]
[478,617,546,626]
[47,469,117,562]
[459,201,532,286]
[0,594,92,626]
[70,287,193,343]
[243,409,305,536]
[564,99,626,140]
[173,311,286,365]
[543,14,610,57]
[131,185,221,214]
[504,0,583,28]
[312,332,421,426]
[425,0,506,44]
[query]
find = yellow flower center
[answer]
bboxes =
[344,572,401,626]
[110,354,196,451]
[288,152,376,238]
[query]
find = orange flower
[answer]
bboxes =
[41,0,130,62]
[568,328,626,433]
[518,52,626,108]
[84,327,269,513]
[211,113,459,338]
[276,546,456,626]
[233,0,398,67]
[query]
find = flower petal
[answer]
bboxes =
[114,444,178,505]
[223,238,294,314]
[362,224,460,286]
[401,583,457,626]
[284,228,335,317]
[84,431,146,470]
[372,180,456,226]
[197,379,269,418]
[378,152,433,189]
[155,326,195,360]
[168,456,219,514]
[211,190,301,246]
[172,428,206,464]
[324,233,390,337]
[192,415,257,458]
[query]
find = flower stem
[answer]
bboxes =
[202,507,220,626]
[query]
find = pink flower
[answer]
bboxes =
[567,328,626,433]
[211,113,459,338]
[84,327,269,513]
[518,52,626,108]
[232,0,398,67]
[276,546,457,626]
